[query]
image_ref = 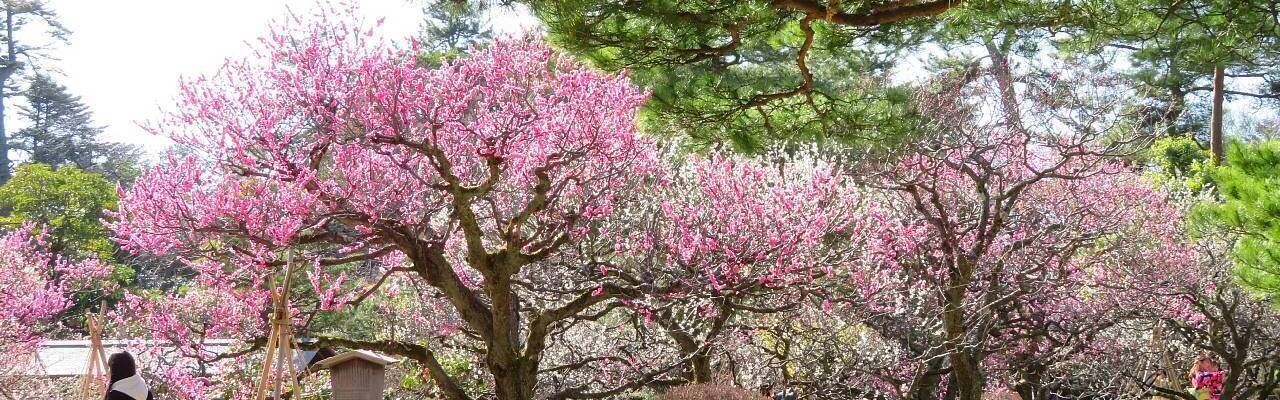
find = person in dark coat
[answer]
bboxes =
[104,351,153,400]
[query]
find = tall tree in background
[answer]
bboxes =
[1067,0,1280,164]
[15,74,100,167]
[522,0,1280,162]
[422,0,491,53]
[0,0,68,183]
[14,74,141,183]
[418,0,492,68]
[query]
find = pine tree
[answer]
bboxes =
[0,0,69,183]
[422,0,490,51]
[1064,0,1280,163]
[1196,142,1280,301]
[14,75,100,168]
[13,75,140,183]
[0,163,118,261]
[418,0,492,66]
[517,1,967,152]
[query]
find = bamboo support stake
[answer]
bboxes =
[78,301,109,400]
[255,256,304,400]
[272,338,286,398]
[254,314,281,400]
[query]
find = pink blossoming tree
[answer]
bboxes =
[108,6,856,399]
[589,155,860,391]
[822,68,1194,400]
[1077,228,1280,400]
[100,5,1275,400]
[0,224,112,396]
[110,8,653,397]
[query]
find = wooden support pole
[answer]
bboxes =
[255,254,304,400]
[280,262,302,397]
[78,301,110,400]
[254,318,282,400]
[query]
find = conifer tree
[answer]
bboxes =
[13,74,140,183]
[0,0,69,182]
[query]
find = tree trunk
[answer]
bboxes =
[486,270,538,400]
[942,373,960,400]
[491,359,538,400]
[0,82,9,183]
[1167,85,1187,136]
[1220,360,1242,400]
[0,9,14,183]
[985,39,1023,135]
[690,351,714,383]
[1014,362,1046,400]
[942,285,983,400]
[908,357,946,400]
[1210,65,1226,165]
[654,307,729,384]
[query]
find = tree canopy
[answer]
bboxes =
[1197,141,1280,299]
[0,163,118,261]
[521,0,965,153]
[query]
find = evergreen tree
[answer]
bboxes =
[13,74,140,183]
[422,0,491,52]
[14,74,101,169]
[521,0,948,153]
[419,0,492,66]
[1064,0,1280,163]
[518,0,1280,158]
[0,0,69,183]
[1196,141,1280,300]
[0,163,117,261]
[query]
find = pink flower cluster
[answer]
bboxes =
[0,224,112,368]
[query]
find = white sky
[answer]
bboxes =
[43,0,536,158]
